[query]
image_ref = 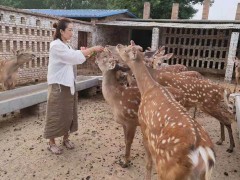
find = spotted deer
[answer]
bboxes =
[95,48,186,168]
[116,44,215,180]
[233,57,240,92]
[0,49,35,90]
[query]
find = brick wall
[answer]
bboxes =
[0,6,95,86]
[171,3,179,20]
[202,0,210,20]
[235,3,240,20]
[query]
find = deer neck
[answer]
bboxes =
[17,56,30,66]
[102,69,121,104]
[6,60,19,73]
[128,59,157,96]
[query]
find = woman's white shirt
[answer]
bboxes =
[47,39,86,95]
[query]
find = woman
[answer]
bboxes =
[44,18,103,154]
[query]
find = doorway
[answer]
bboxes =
[131,29,152,50]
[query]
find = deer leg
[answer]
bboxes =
[193,107,197,119]
[142,134,153,180]
[121,124,137,168]
[203,106,235,152]
[216,122,225,145]
[225,124,235,153]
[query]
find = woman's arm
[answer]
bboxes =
[81,46,104,57]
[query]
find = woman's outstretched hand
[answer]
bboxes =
[93,46,104,52]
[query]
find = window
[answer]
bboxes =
[25,29,29,35]
[42,57,45,66]
[5,26,9,33]
[0,40,3,52]
[37,42,40,52]
[36,19,41,26]
[26,41,30,49]
[20,28,23,34]
[10,15,15,23]
[13,41,17,50]
[32,42,35,52]
[12,27,17,34]
[6,40,10,52]
[42,42,45,51]
[20,41,23,49]
[37,58,40,67]
[21,17,26,24]
[0,14,3,21]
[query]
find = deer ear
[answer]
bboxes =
[108,60,116,70]
[130,40,136,46]
[159,46,165,51]
[159,50,165,56]
[164,53,173,59]
[12,49,17,55]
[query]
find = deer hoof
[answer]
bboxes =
[226,148,233,153]
[216,140,223,145]
[118,160,131,168]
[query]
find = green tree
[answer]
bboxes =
[0,0,47,9]
[107,0,213,19]
[0,0,214,19]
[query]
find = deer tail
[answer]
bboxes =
[188,146,216,180]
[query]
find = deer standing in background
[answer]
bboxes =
[0,49,35,90]
[233,57,240,92]
[148,70,235,152]
[116,44,215,180]
[95,48,186,168]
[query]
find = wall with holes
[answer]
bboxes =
[0,6,94,86]
[159,27,233,74]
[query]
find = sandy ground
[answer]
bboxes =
[0,76,240,180]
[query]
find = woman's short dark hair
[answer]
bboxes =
[53,18,72,41]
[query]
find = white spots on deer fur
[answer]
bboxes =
[162,139,166,144]
[173,139,180,144]
[119,101,122,105]
[178,122,183,126]
[123,106,127,110]
[171,122,176,127]
[166,151,171,161]
[122,92,124,96]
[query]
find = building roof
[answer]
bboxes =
[97,18,240,29]
[26,9,137,18]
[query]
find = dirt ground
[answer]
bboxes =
[0,76,240,180]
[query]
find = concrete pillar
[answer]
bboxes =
[224,32,239,82]
[171,3,179,20]
[151,27,159,51]
[202,0,210,20]
[235,3,240,20]
[143,2,150,19]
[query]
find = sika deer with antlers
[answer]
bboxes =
[116,44,215,180]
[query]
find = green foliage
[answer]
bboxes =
[0,0,214,19]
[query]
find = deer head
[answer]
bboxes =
[95,48,117,73]
[15,49,35,65]
[116,44,143,65]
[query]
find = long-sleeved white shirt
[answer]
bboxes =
[47,39,86,95]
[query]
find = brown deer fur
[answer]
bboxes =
[233,57,240,92]
[116,44,215,180]
[0,49,35,90]
[95,48,186,167]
